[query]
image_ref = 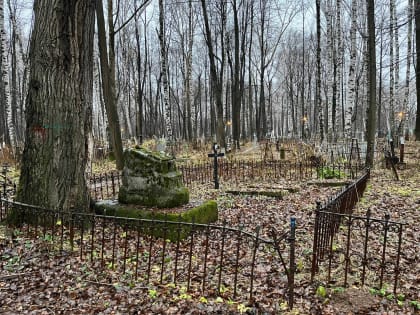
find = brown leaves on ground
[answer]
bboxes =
[1,142,419,314]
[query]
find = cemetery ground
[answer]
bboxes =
[0,141,419,314]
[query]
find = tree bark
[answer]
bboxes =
[0,0,15,150]
[316,0,323,142]
[365,0,377,167]
[159,0,173,149]
[415,0,420,139]
[96,0,124,170]
[17,0,95,212]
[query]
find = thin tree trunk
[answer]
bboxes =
[0,0,15,150]
[415,0,420,139]
[316,0,323,142]
[158,0,173,148]
[96,0,124,169]
[200,0,226,147]
[365,0,377,167]
[402,0,413,138]
[389,0,396,138]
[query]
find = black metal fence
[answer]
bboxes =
[0,198,297,309]
[311,170,405,293]
[89,171,122,200]
[2,161,363,202]
[179,160,363,187]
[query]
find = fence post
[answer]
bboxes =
[2,163,8,199]
[311,201,321,282]
[288,217,296,310]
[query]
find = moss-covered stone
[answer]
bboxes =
[94,200,218,241]
[119,147,189,208]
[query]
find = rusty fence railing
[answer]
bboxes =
[2,161,363,203]
[0,198,297,309]
[86,161,363,201]
[180,160,363,187]
[311,169,405,293]
[89,171,122,200]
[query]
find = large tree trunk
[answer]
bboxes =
[17,0,95,212]
[365,0,377,168]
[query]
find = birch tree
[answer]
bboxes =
[345,0,357,139]
[0,0,14,150]
[401,0,414,138]
[158,0,173,147]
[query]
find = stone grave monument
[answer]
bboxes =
[118,147,189,208]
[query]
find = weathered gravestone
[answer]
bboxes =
[118,147,189,208]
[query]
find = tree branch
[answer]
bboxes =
[113,0,154,35]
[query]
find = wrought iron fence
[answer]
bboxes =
[180,160,363,187]
[1,161,362,203]
[0,198,297,309]
[311,169,405,293]
[89,171,121,200]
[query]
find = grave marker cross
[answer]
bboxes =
[208,143,224,189]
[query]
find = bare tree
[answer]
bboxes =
[96,0,124,169]
[415,0,420,139]
[0,0,14,150]
[200,0,226,147]
[365,0,377,167]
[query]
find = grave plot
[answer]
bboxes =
[0,141,418,314]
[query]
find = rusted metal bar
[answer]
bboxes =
[105,173,109,198]
[100,218,106,267]
[146,219,155,284]
[123,222,129,275]
[174,217,182,285]
[393,223,403,294]
[187,219,195,291]
[249,226,260,303]
[288,217,296,310]
[343,214,353,287]
[361,209,371,286]
[160,219,168,284]
[233,227,243,298]
[379,214,390,288]
[217,222,226,294]
[111,217,117,269]
[202,224,210,294]
[134,222,141,280]
[311,202,321,282]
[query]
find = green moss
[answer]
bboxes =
[95,200,218,241]
[118,186,189,208]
